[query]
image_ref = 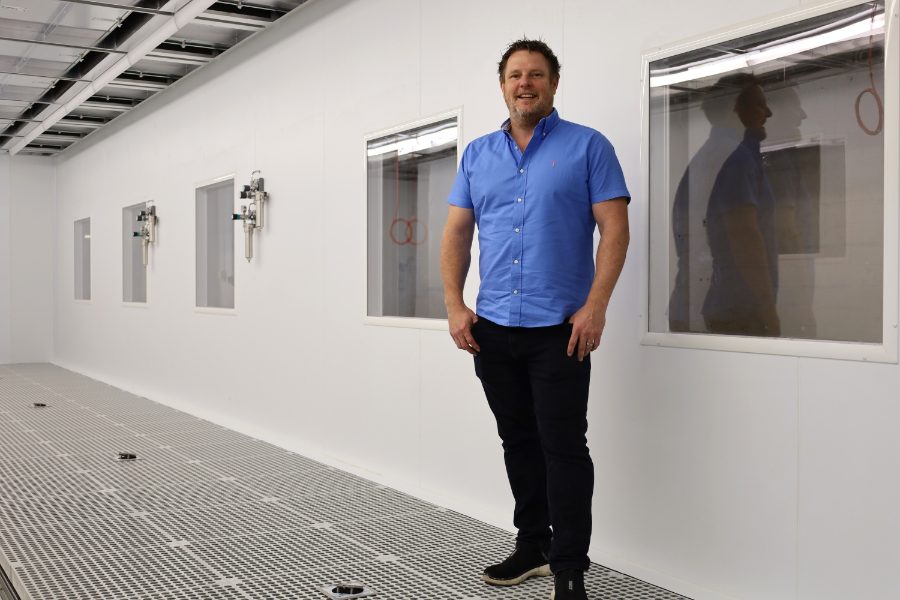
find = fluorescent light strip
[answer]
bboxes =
[367,127,458,158]
[650,13,885,88]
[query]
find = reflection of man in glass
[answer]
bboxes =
[704,77,780,336]
[764,84,817,338]
[669,76,746,331]
[670,74,780,336]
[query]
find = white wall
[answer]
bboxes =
[0,156,10,363]
[45,1,900,600]
[0,155,55,364]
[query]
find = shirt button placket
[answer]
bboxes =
[511,166,526,325]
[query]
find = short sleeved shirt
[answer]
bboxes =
[448,109,630,327]
[702,131,778,321]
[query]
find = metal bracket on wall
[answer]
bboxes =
[232,170,269,262]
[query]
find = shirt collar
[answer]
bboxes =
[500,108,561,136]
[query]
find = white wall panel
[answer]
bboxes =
[593,345,799,600]
[0,156,10,364]
[8,157,54,363]
[798,359,900,600]
[45,0,900,599]
[418,328,513,523]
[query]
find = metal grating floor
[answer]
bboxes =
[0,364,689,600]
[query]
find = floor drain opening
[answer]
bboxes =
[117,452,138,461]
[33,402,48,408]
[320,582,375,599]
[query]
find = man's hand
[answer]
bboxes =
[448,305,481,355]
[565,198,628,362]
[567,304,606,362]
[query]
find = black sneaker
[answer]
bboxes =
[482,543,551,586]
[549,569,587,600]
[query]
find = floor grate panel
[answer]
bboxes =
[0,364,689,600]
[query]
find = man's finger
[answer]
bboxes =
[577,337,588,362]
[567,329,578,357]
[463,330,481,354]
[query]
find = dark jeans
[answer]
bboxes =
[472,317,593,573]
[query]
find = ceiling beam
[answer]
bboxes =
[0,71,83,83]
[52,0,175,16]
[195,11,270,30]
[0,35,127,55]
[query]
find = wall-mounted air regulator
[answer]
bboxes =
[233,170,268,262]
[132,204,157,268]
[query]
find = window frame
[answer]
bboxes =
[122,200,151,306]
[73,216,91,302]
[639,0,899,362]
[194,173,237,314]
[363,108,463,330]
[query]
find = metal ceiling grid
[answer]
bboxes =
[0,363,690,600]
[0,0,307,156]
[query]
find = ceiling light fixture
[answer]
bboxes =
[650,12,886,88]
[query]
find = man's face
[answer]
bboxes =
[500,50,559,123]
[735,85,773,133]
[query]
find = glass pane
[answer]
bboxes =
[123,202,147,303]
[648,2,885,342]
[367,117,457,319]
[74,218,90,300]
[196,180,234,309]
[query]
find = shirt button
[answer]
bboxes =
[513,289,519,295]
[514,227,520,233]
[517,197,523,203]
[513,259,519,264]
[519,168,525,174]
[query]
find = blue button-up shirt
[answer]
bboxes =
[448,109,630,327]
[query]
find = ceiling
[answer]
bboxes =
[0,0,307,156]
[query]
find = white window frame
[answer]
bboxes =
[122,200,151,306]
[73,216,91,302]
[194,173,237,315]
[363,108,463,330]
[639,0,899,362]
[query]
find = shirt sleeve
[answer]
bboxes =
[587,133,631,204]
[448,145,474,209]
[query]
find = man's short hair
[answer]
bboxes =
[498,38,561,81]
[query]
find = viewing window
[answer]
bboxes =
[196,179,234,309]
[646,1,890,351]
[74,217,91,300]
[367,114,458,320]
[123,203,147,303]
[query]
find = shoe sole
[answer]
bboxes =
[482,564,551,586]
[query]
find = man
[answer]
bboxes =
[701,77,780,336]
[669,74,750,332]
[440,39,630,600]
[670,74,780,337]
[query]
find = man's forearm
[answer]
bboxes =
[440,231,473,311]
[587,229,629,311]
[585,222,629,312]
